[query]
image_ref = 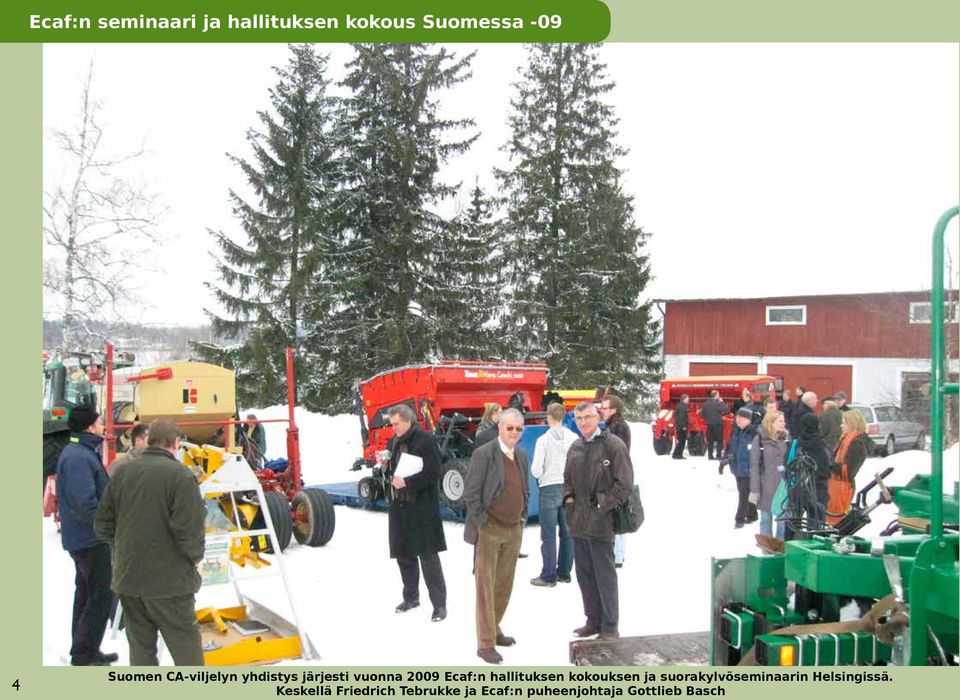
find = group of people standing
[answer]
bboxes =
[380,398,635,665]
[55,406,206,666]
[719,386,874,537]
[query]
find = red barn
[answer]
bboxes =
[659,290,959,425]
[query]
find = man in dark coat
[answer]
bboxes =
[721,408,759,528]
[600,395,631,568]
[564,402,633,640]
[95,418,206,666]
[700,390,729,460]
[463,408,529,664]
[384,404,447,622]
[819,397,843,450]
[671,394,690,459]
[56,404,116,666]
[790,391,818,436]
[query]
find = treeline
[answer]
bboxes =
[43,319,218,361]
[197,43,661,414]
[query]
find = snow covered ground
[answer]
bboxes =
[42,409,959,666]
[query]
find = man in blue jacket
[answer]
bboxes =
[56,404,116,666]
[720,407,759,529]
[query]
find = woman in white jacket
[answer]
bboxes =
[530,403,580,586]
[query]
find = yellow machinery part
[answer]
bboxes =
[203,634,302,666]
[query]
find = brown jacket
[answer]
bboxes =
[463,439,529,545]
[563,432,633,543]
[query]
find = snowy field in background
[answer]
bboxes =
[42,409,959,666]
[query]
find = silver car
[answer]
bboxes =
[848,403,926,456]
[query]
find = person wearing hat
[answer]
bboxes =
[720,407,759,528]
[56,404,117,666]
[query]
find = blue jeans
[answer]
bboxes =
[760,510,787,539]
[538,484,573,581]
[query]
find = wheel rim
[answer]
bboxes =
[294,499,311,537]
[358,480,370,499]
[443,470,464,500]
[886,437,895,454]
[916,433,925,449]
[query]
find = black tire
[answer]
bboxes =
[263,489,292,552]
[884,435,895,457]
[653,434,672,456]
[687,432,705,456]
[357,477,379,504]
[914,432,925,451]
[43,429,70,491]
[292,487,336,547]
[439,458,468,516]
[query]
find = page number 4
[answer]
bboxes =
[11,679,20,691]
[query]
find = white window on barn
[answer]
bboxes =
[909,301,960,324]
[765,305,806,326]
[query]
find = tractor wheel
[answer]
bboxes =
[263,489,293,552]
[42,429,70,491]
[292,488,336,547]
[439,458,468,517]
[687,432,706,457]
[884,435,895,457]
[357,477,379,504]
[914,432,925,451]
[652,434,673,456]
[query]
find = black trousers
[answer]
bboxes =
[735,476,758,524]
[672,428,688,458]
[397,552,446,608]
[706,424,724,459]
[573,537,619,634]
[69,542,113,663]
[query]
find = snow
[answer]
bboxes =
[42,412,959,666]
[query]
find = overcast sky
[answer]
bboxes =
[43,43,960,327]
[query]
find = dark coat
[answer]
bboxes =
[674,401,689,430]
[724,423,758,478]
[791,401,815,437]
[605,413,632,450]
[463,438,529,545]
[473,420,498,448]
[819,407,843,450]
[94,446,206,598]
[796,414,833,480]
[563,432,633,543]
[386,425,446,559]
[749,431,790,511]
[57,432,109,552]
[699,399,729,426]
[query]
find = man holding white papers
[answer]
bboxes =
[384,404,448,622]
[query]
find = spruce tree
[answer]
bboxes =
[198,44,343,411]
[326,44,476,399]
[427,181,502,361]
[497,44,660,405]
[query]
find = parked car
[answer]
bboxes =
[848,403,926,456]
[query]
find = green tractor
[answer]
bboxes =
[41,349,135,490]
[710,207,960,667]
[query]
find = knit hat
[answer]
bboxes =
[68,405,100,433]
[736,407,753,419]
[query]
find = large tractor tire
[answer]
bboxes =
[357,477,379,504]
[652,434,673,456]
[42,428,70,492]
[263,489,293,552]
[687,432,706,457]
[292,487,336,547]
[439,458,468,517]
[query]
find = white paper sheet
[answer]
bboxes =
[394,452,424,478]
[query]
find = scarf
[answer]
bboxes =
[834,430,861,469]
